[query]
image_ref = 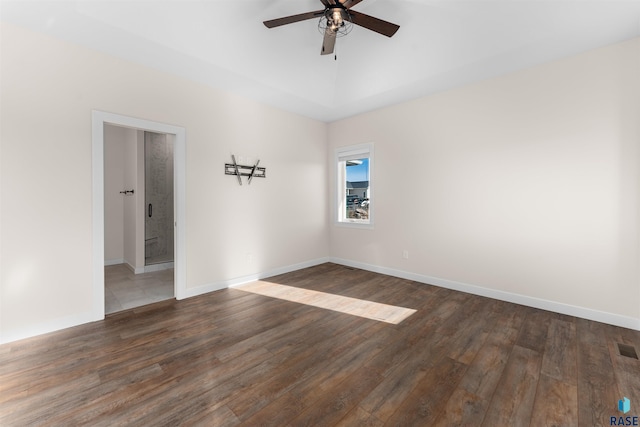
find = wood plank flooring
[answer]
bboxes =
[1,263,639,426]
[236,281,416,324]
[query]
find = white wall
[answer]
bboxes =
[1,21,638,343]
[122,128,141,270]
[134,131,146,271]
[104,125,125,264]
[0,23,329,343]
[104,124,140,268]
[329,38,640,328]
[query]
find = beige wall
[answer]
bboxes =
[122,130,144,271]
[103,124,142,268]
[103,124,141,269]
[104,125,126,263]
[0,23,329,342]
[329,38,640,326]
[1,21,638,342]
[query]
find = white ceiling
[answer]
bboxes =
[2,0,640,122]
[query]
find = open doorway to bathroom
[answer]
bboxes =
[92,110,186,321]
[103,125,175,314]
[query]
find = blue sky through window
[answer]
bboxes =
[346,158,369,182]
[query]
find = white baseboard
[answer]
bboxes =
[329,257,640,331]
[122,262,145,275]
[1,257,329,344]
[106,261,145,274]
[183,257,331,299]
[143,262,174,274]
[7,255,635,345]
[0,311,99,345]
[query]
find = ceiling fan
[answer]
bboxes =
[263,0,400,56]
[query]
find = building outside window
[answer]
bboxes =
[336,143,373,227]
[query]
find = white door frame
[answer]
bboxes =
[91,110,186,321]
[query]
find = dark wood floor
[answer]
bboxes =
[1,263,639,426]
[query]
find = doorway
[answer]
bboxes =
[103,126,176,313]
[91,111,186,321]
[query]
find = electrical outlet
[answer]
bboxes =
[402,250,409,259]
[246,253,253,263]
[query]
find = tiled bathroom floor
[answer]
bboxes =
[105,264,174,314]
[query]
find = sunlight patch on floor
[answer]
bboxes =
[235,281,416,324]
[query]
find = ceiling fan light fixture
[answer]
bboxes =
[332,9,343,26]
[318,8,353,37]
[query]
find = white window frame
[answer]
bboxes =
[335,143,374,229]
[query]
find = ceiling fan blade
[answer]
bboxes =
[321,30,337,55]
[263,10,325,28]
[340,0,364,8]
[348,10,400,37]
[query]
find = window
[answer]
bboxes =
[336,143,373,227]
